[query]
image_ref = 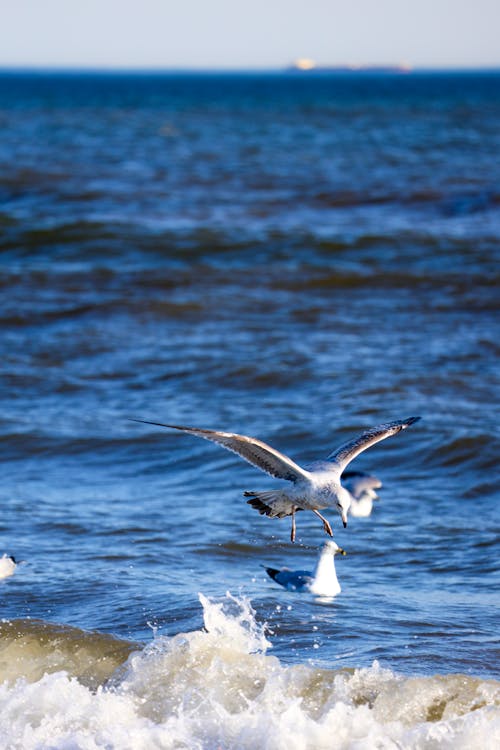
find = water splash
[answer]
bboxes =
[199,591,272,654]
[0,594,499,749]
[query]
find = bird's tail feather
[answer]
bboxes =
[244,490,296,518]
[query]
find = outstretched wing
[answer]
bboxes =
[341,471,382,497]
[130,419,310,482]
[327,417,420,471]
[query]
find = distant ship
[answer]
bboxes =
[289,58,412,73]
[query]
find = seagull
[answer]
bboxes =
[0,554,17,580]
[342,471,382,517]
[264,540,346,597]
[130,416,420,541]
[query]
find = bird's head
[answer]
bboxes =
[335,489,351,528]
[322,540,347,556]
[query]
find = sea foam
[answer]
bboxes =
[0,593,499,749]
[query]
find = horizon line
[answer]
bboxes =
[0,63,499,74]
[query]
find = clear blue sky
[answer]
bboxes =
[1,0,499,70]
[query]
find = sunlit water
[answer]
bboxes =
[0,71,499,748]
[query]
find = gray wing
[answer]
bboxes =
[265,567,313,590]
[341,471,382,497]
[327,417,420,471]
[131,420,310,482]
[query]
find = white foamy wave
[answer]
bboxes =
[1,593,499,749]
[198,591,272,654]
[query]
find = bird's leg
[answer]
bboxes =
[312,509,333,537]
[290,507,296,543]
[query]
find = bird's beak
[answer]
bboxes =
[339,548,347,556]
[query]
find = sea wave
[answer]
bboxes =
[1,593,499,749]
[0,619,136,689]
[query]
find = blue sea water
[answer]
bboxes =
[0,71,499,748]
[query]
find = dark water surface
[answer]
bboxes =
[0,71,499,745]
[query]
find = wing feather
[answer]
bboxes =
[130,419,310,483]
[328,417,420,471]
[341,471,382,496]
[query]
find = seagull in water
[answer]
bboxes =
[264,540,346,597]
[0,554,18,580]
[342,471,382,518]
[131,416,420,541]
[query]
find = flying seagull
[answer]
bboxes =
[130,416,420,541]
[264,540,346,597]
[342,470,382,518]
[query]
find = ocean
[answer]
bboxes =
[0,70,499,749]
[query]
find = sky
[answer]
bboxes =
[1,0,499,70]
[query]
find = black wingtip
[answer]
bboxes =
[128,418,171,429]
[263,566,280,581]
[406,416,421,426]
